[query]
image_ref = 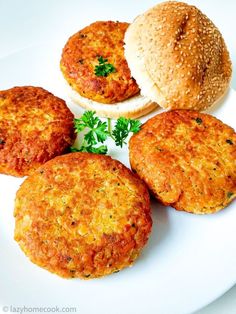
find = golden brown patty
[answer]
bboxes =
[60,21,139,104]
[0,86,75,177]
[14,153,152,279]
[129,110,236,214]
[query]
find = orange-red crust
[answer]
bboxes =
[0,86,75,177]
[129,110,236,214]
[14,153,152,279]
[60,21,139,104]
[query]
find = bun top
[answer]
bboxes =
[124,1,232,110]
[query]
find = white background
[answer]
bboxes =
[0,1,235,313]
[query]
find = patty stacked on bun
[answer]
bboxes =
[61,21,157,118]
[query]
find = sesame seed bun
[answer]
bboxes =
[124,1,232,111]
[68,87,158,119]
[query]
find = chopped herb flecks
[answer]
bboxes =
[195,117,202,124]
[226,139,233,145]
[113,270,120,274]
[227,192,234,198]
[95,56,116,77]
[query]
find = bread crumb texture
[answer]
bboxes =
[61,21,139,104]
[129,110,236,214]
[0,86,75,177]
[14,153,152,278]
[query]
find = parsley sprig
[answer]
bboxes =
[71,111,141,154]
[94,56,116,77]
[112,117,141,148]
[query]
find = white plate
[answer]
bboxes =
[0,34,236,314]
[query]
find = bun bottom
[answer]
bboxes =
[68,88,158,119]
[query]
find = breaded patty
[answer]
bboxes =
[60,21,139,104]
[14,153,152,279]
[0,86,75,177]
[129,110,236,214]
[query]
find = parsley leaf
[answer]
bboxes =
[70,146,80,153]
[95,56,116,77]
[129,119,142,133]
[70,145,108,155]
[74,112,109,144]
[112,117,129,147]
[93,120,109,143]
[112,117,141,148]
[87,145,108,154]
[71,111,141,154]
[74,111,99,131]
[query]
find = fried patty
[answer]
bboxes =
[0,86,75,177]
[60,21,139,104]
[129,110,236,214]
[14,153,152,279]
